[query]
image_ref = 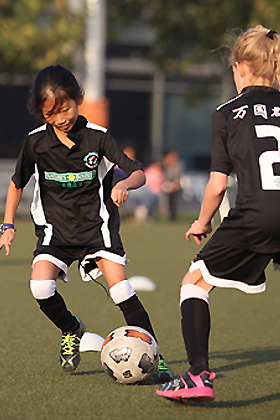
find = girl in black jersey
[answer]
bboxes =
[157,26,280,402]
[0,65,173,380]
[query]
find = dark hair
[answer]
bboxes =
[28,65,83,121]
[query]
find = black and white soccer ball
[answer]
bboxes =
[101,326,159,384]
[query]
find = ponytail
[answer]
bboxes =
[231,25,280,90]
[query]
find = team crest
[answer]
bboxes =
[84,152,99,169]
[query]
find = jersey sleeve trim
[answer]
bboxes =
[216,93,244,111]
[86,121,108,133]
[28,124,47,136]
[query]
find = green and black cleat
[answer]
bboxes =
[152,354,175,383]
[60,319,86,372]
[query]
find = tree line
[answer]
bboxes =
[0,0,279,76]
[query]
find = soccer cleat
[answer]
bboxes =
[156,370,216,403]
[60,319,86,372]
[152,354,175,383]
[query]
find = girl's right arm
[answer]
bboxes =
[185,171,228,245]
[111,169,146,207]
[0,181,23,255]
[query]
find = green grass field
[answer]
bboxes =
[1,217,280,419]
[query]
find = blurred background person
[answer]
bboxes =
[115,152,166,222]
[134,160,165,221]
[161,149,185,221]
[145,161,165,202]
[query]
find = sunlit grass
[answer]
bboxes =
[1,217,280,419]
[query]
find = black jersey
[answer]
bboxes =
[211,86,280,253]
[12,116,142,248]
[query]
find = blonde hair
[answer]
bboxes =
[231,25,280,89]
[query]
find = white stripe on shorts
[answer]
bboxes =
[190,259,266,294]
[32,254,69,282]
[80,251,127,281]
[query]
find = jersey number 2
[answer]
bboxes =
[255,125,280,190]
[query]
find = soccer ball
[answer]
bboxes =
[101,326,159,384]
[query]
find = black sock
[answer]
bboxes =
[117,294,157,341]
[181,298,210,375]
[36,291,79,332]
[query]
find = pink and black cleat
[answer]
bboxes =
[156,370,216,403]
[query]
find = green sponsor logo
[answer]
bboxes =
[44,170,95,187]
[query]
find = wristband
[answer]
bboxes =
[0,223,16,234]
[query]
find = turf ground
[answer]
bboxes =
[1,217,280,419]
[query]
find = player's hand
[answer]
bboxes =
[111,183,129,207]
[185,220,212,245]
[0,229,15,256]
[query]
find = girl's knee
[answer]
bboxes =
[30,279,56,299]
[181,269,213,293]
[31,260,60,280]
[182,268,203,286]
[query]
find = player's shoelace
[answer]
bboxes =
[60,332,81,371]
[61,333,81,354]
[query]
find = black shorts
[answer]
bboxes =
[33,244,127,282]
[191,235,280,294]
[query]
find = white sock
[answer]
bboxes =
[180,284,209,306]
[110,280,135,304]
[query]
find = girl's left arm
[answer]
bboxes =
[111,170,146,207]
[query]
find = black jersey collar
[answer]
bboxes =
[241,85,279,95]
[47,115,88,148]
[67,115,88,141]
